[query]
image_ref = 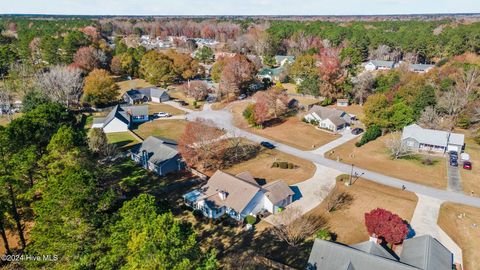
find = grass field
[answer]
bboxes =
[458,129,480,196]
[438,202,480,270]
[168,86,204,110]
[224,148,316,185]
[116,78,153,95]
[0,113,22,126]
[232,102,340,150]
[147,103,185,115]
[133,120,188,141]
[106,132,139,149]
[306,178,418,245]
[327,134,448,189]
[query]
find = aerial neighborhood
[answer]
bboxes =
[1,8,480,270]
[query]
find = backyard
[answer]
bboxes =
[438,202,480,270]
[306,178,418,244]
[326,134,448,189]
[116,78,153,95]
[106,132,139,149]
[232,102,340,150]
[224,148,316,185]
[147,102,185,115]
[132,119,188,141]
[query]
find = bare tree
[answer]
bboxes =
[36,65,83,108]
[0,87,13,122]
[351,72,375,105]
[182,80,209,101]
[271,206,326,247]
[456,67,480,96]
[418,106,441,129]
[437,89,468,118]
[385,132,412,159]
[320,185,352,212]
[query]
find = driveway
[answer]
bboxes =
[447,162,463,192]
[264,163,338,225]
[309,129,360,156]
[410,194,463,265]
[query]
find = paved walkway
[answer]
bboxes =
[309,129,360,156]
[410,194,463,265]
[447,162,463,192]
[264,163,338,225]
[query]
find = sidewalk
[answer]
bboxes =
[309,129,360,156]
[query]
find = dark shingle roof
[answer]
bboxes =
[130,136,179,166]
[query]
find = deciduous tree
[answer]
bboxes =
[364,208,408,245]
[36,65,83,108]
[82,69,119,107]
[73,46,107,72]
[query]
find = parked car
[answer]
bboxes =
[450,158,458,167]
[351,128,364,135]
[156,112,171,118]
[238,94,247,100]
[260,141,275,149]
[463,161,472,170]
[449,150,458,159]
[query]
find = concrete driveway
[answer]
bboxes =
[264,163,339,225]
[447,162,463,192]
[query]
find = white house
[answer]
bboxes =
[364,60,395,71]
[183,170,294,221]
[408,63,435,73]
[92,105,149,133]
[304,105,355,132]
[274,55,295,67]
[401,124,464,153]
[122,88,170,105]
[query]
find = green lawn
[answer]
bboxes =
[133,120,188,141]
[106,132,139,149]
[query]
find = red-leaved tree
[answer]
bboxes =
[364,208,408,245]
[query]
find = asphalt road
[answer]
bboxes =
[186,105,480,208]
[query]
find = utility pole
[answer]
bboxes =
[349,163,354,186]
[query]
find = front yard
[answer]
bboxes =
[232,102,340,151]
[459,129,480,196]
[147,102,185,115]
[224,148,316,185]
[133,119,188,141]
[168,86,204,110]
[327,134,448,189]
[306,178,418,245]
[438,202,480,270]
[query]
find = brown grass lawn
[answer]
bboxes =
[147,102,185,115]
[106,132,140,149]
[459,129,480,196]
[224,148,316,185]
[232,102,340,150]
[133,120,188,141]
[327,134,448,189]
[116,78,153,95]
[0,113,22,126]
[307,179,418,245]
[438,202,480,270]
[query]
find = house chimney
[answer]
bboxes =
[369,234,379,244]
[218,190,227,200]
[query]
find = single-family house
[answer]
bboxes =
[336,98,349,107]
[304,105,355,132]
[122,87,170,105]
[275,55,295,67]
[401,124,464,153]
[307,235,453,270]
[92,105,149,133]
[258,66,285,82]
[364,60,396,71]
[409,63,435,73]
[183,170,294,221]
[130,136,184,176]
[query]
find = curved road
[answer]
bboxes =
[186,104,480,208]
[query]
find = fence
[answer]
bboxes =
[188,168,209,180]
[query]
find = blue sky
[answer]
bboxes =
[1,0,479,15]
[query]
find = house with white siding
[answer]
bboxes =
[364,60,396,71]
[92,105,149,133]
[122,88,170,105]
[401,124,464,153]
[304,105,355,132]
[183,170,294,221]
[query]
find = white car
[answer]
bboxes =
[238,94,247,100]
[156,112,171,118]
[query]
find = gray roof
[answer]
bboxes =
[258,66,284,77]
[368,60,395,68]
[308,105,350,126]
[409,64,435,72]
[400,235,453,270]
[307,235,453,270]
[130,136,179,166]
[102,105,149,127]
[92,117,106,125]
[263,180,295,205]
[124,87,169,101]
[401,124,464,148]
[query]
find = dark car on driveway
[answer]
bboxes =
[260,141,275,149]
[450,158,458,167]
[463,161,472,170]
[449,151,458,159]
[351,128,364,135]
